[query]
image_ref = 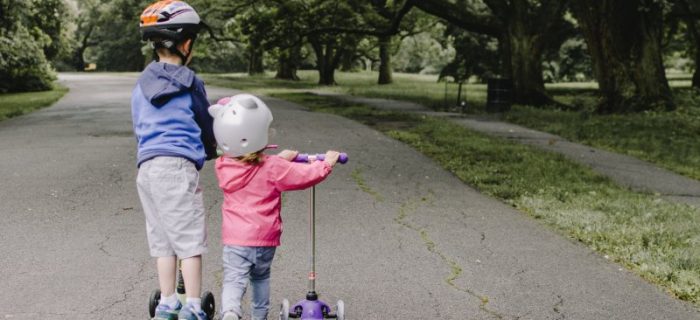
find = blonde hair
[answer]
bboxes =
[235,150,264,165]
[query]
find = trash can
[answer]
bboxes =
[486,78,513,112]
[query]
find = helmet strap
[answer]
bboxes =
[179,36,197,66]
[151,37,196,66]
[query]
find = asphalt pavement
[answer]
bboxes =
[0,74,697,319]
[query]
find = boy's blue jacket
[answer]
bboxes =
[131,61,217,170]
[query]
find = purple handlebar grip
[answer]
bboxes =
[293,153,348,164]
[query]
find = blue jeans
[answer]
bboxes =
[222,245,277,320]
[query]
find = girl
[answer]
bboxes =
[208,94,340,320]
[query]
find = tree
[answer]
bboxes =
[413,0,574,107]
[570,0,675,113]
[439,26,499,82]
[0,0,56,92]
[67,0,103,71]
[92,0,148,71]
[674,0,700,90]
[28,0,71,62]
[364,0,423,84]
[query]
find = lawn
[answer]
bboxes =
[204,71,700,181]
[504,89,700,180]
[273,91,700,307]
[0,84,69,121]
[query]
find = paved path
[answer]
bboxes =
[313,91,700,208]
[0,74,697,319]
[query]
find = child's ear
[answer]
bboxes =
[208,104,224,117]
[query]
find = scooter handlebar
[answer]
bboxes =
[293,152,348,164]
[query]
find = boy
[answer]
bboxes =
[132,1,216,319]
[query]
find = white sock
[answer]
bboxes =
[186,297,202,312]
[160,293,179,308]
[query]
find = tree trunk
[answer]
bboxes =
[571,0,674,113]
[502,0,562,106]
[275,46,300,81]
[693,50,700,90]
[507,35,550,105]
[414,0,565,107]
[683,5,700,89]
[312,40,339,86]
[339,52,355,72]
[377,35,393,85]
[247,39,264,75]
[73,47,86,71]
[72,25,94,71]
[504,16,551,105]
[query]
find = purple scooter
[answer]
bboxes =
[279,153,348,320]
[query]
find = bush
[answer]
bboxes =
[0,25,55,93]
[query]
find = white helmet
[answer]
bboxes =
[139,0,202,42]
[208,94,273,157]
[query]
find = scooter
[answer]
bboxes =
[148,261,216,319]
[279,153,348,320]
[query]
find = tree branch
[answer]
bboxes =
[302,0,415,38]
[412,0,502,36]
[201,23,244,44]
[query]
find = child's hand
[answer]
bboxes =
[278,149,299,161]
[324,150,340,167]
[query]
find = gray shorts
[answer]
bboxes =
[136,156,208,258]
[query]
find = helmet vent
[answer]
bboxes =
[239,98,257,110]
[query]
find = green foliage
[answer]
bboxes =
[28,0,71,61]
[0,0,58,92]
[0,25,55,93]
[93,0,148,71]
[543,36,593,82]
[438,26,499,81]
[393,23,455,74]
[190,39,247,73]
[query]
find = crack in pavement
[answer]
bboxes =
[349,168,511,318]
[88,259,150,316]
[98,234,112,257]
[350,167,384,202]
[395,195,511,320]
[552,295,565,320]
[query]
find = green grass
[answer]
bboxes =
[204,71,700,182]
[272,91,700,307]
[0,84,68,121]
[505,89,700,180]
[203,70,489,111]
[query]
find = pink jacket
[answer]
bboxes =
[215,154,332,246]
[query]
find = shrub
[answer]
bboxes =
[0,25,56,93]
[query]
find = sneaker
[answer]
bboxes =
[222,311,240,320]
[178,303,209,320]
[153,300,182,320]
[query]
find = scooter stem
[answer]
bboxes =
[308,185,316,294]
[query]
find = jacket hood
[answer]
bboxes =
[216,156,264,192]
[137,61,195,107]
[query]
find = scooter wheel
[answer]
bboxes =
[201,291,215,319]
[148,289,161,318]
[336,300,345,320]
[279,298,290,320]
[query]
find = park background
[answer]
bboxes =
[2,0,700,313]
